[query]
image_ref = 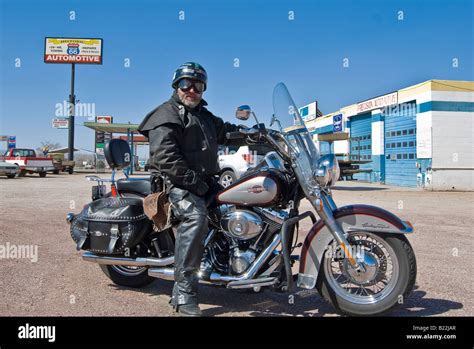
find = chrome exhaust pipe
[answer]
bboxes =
[82,252,174,267]
[148,267,174,280]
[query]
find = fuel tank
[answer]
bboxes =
[217,169,287,207]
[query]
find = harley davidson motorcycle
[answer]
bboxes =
[67,83,417,316]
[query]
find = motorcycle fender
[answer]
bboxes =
[297,204,414,289]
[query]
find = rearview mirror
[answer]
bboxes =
[235,105,251,120]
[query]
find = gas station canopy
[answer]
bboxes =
[83,122,141,135]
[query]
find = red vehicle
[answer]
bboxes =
[1,148,55,177]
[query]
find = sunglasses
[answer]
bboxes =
[178,79,206,93]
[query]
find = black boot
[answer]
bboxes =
[176,303,202,317]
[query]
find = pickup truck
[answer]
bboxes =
[1,148,55,177]
[48,152,75,174]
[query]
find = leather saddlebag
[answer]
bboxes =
[70,197,150,255]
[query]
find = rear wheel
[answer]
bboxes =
[219,170,236,188]
[99,265,155,288]
[316,231,416,316]
[39,172,47,178]
[7,174,15,179]
[68,167,74,174]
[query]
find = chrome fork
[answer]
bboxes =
[313,190,361,269]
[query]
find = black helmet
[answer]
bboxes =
[172,62,207,90]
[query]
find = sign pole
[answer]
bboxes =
[68,63,76,161]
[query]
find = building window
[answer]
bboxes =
[391,131,396,137]
[409,154,415,159]
[397,154,402,159]
[403,154,408,159]
[409,141,414,147]
[368,134,371,139]
[391,143,396,148]
[397,142,401,147]
[408,129,414,135]
[368,144,371,150]
[386,132,390,137]
[386,143,391,148]
[403,141,407,147]
[402,130,408,135]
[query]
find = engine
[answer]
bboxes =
[220,206,263,240]
[204,205,286,276]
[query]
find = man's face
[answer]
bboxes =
[176,79,204,109]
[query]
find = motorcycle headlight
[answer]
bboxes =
[313,154,340,188]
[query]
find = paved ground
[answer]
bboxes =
[0,173,472,316]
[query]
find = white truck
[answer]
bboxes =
[217,144,273,187]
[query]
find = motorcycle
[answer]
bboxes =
[67,83,417,316]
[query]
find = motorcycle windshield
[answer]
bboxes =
[272,82,320,189]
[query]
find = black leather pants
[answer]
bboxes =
[168,186,209,306]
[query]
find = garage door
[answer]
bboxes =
[384,101,418,187]
[349,112,372,181]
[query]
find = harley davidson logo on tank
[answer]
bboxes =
[44,37,103,64]
[217,172,283,207]
[247,185,268,194]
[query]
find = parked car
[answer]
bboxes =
[1,148,54,177]
[217,144,273,187]
[0,161,19,178]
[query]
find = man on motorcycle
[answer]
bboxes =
[138,62,240,316]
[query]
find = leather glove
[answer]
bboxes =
[182,169,209,197]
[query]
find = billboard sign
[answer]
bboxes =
[7,136,16,149]
[52,118,69,129]
[44,37,103,64]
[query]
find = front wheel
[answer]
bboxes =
[39,172,47,178]
[99,265,155,288]
[316,231,416,316]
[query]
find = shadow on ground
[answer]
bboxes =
[110,283,463,317]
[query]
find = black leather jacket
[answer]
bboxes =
[138,92,239,196]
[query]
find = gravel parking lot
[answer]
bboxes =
[0,173,472,317]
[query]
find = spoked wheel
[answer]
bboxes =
[316,231,416,316]
[99,264,155,288]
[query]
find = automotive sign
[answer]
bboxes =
[44,37,103,64]
[357,92,398,113]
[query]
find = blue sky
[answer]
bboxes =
[0,0,472,157]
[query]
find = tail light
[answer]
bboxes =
[111,184,117,197]
[242,153,254,164]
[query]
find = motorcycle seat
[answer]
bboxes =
[116,179,151,197]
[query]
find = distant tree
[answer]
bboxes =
[36,141,62,156]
